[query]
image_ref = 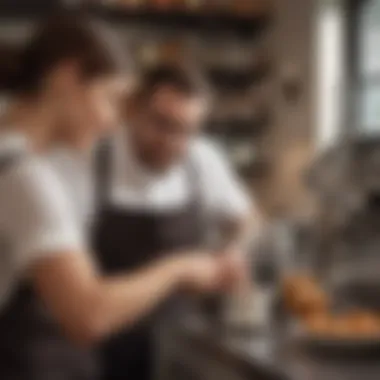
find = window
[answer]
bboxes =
[315,0,346,150]
[355,0,380,132]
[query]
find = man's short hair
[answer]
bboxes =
[136,64,210,101]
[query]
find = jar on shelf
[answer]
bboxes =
[201,0,227,14]
[228,141,256,168]
[184,0,204,12]
[170,0,191,11]
[138,43,160,67]
[233,0,270,17]
[107,0,145,8]
[147,0,176,10]
[158,39,189,65]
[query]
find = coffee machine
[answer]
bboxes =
[307,136,380,308]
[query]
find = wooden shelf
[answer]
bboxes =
[238,159,271,179]
[207,67,271,91]
[207,113,271,137]
[88,4,272,34]
[0,1,272,35]
[0,0,62,19]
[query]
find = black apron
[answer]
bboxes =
[0,154,97,380]
[92,142,206,380]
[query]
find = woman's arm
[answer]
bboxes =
[31,249,222,346]
[3,160,227,347]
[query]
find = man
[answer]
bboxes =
[92,65,257,380]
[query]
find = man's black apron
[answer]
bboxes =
[92,142,206,380]
[0,154,97,380]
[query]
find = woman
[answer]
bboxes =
[0,15,234,380]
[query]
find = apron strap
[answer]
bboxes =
[184,155,215,247]
[184,156,203,206]
[94,138,113,210]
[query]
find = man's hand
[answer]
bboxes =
[167,249,251,295]
[217,249,251,293]
[168,252,226,293]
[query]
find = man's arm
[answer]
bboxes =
[218,211,262,252]
[193,140,267,290]
[195,140,262,251]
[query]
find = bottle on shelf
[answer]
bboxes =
[103,0,145,9]
[138,43,160,67]
[147,0,175,10]
[185,0,204,12]
[233,0,270,17]
[158,39,191,65]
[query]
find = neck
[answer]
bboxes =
[126,131,159,174]
[3,97,55,152]
[51,123,95,157]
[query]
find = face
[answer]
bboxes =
[50,62,127,151]
[131,86,207,171]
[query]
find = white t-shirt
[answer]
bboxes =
[0,133,84,310]
[109,131,252,219]
[45,132,252,221]
[47,148,95,236]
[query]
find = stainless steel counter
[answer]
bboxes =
[163,314,380,380]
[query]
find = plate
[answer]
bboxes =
[291,323,380,357]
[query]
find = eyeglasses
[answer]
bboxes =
[145,108,197,138]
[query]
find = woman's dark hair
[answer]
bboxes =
[0,13,127,95]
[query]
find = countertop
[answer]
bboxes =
[173,313,380,380]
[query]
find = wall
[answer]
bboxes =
[254,0,317,219]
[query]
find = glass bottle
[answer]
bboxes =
[185,0,203,12]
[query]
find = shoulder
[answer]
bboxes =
[189,136,229,170]
[0,155,85,270]
[0,155,71,212]
[4,155,64,190]
[188,136,252,216]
